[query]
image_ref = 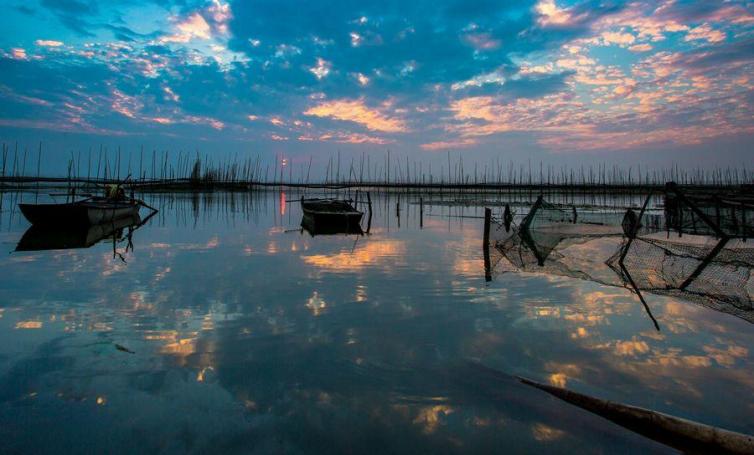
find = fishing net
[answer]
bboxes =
[492,228,625,288]
[664,188,754,239]
[607,235,754,322]
[486,196,754,324]
[501,197,627,265]
[627,211,665,237]
[489,197,628,284]
[521,198,627,233]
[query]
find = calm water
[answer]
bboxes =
[0,190,752,454]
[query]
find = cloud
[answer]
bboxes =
[535,0,579,27]
[304,98,408,132]
[10,48,27,60]
[354,72,370,86]
[684,24,726,44]
[463,33,501,51]
[316,131,392,144]
[592,5,689,42]
[162,13,212,43]
[600,31,635,46]
[420,138,477,150]
[208,0,232,34]
[1,0,753,164]
[676,38,754,72]
[225,0,549,91]
[35,40,64,47]
[629,43,652,52]
[309,58,332,80]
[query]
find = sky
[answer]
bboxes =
[0,0,753,175]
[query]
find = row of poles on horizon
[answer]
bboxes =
[1,142,752,188]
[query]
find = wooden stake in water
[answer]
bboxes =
[483,207,492,282]
[36,142,41,203]
[419,197,424,229]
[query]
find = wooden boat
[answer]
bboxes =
[300,199,363,234]
[16,214,141,251]
[19,197,140,226]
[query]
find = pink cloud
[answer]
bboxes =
[420,138,477,150]
[207,118,225,130]
[594,7,689,42]
[629,43,653,52]
[518,63,555,75]
[208,0,232,35]
[161,13,211,43]
[684,24,726,44]
[535,0,583,27]
[317,132,391,145]
[463,33,501,51]
[354,72,370,86]
[446,95,591,137]
[110,90,224,130]
[449,96,505,123]
[574,72,634,86]
[538,124,754,152]
[111,89,140,118]
[163,86,180,102]
[613,83,636,97]
[35,40,63,47]
[600,31,635,46]
[309,58,332,80]
[556,56,595,70]
[11,48,27,60]
[706,5,754,25]
[304,98,408,133]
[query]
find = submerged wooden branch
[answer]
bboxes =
[517,376,754,454]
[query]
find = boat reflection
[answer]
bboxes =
[16,215,141,251]
[301,214,364,236]
[14,210,159,263]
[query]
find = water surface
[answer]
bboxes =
[0,190,752,454]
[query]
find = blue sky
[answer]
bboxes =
[1,0,753,174]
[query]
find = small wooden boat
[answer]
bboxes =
[301,198,363,234]
[16,214,141,251]
[19,197,140,226]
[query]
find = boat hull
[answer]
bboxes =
[86,203,140,225]
[300,199,363,235]
[19,201,140,226]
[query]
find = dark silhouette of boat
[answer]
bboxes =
[15,214,142,251]
[19,197,141,226]
[300,198,363,235]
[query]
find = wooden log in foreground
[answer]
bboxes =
[518,376,754,454]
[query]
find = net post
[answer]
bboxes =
[483,207,492,281]
[420,197,424,229]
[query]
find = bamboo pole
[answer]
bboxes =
[518,375,754,454]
